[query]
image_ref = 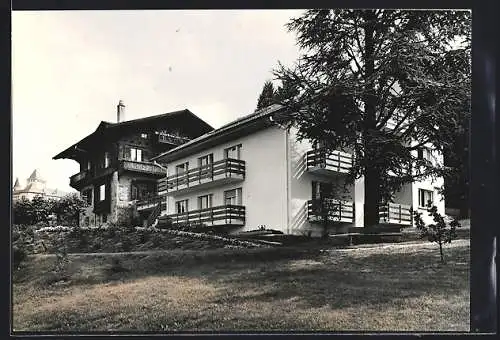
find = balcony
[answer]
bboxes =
[136,195,167,212]
[119,160,167,177]
[70,170,90,189]
[383,112,410,133]
[157,132,191,146]
[164,204,245,227]
[158,158,245,195]
[379,202,412,225]
[305,149,353,175]
[307,199,354,223]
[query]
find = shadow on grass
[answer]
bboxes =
[179,244,470,311]
[13,242,469,332]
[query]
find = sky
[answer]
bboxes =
[12,10,303,193]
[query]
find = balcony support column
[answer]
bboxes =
[109,170,119,224]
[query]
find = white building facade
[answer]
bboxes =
[153,105,445,236]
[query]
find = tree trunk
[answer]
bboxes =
[362,10,381,228]
[364,168,381,227]
[439,241,445,263]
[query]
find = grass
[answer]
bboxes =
[12,240,470,332]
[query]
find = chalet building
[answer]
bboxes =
[53,101,213,228]
[151,104,445,236]
[12,170,71,202]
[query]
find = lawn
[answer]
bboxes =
[12,239,470,332]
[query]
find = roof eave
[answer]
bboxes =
[151,105,288,163]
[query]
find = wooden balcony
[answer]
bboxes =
[305,149,353,175]
[70,170,90,189]
[136,195,167,212]
[157,132,191,146]
[379,202,413,225]
[158,158,245,195]
[70,166,115,189]
[119,160,167,177]
[163,204,245,227]
[307,199,354,223]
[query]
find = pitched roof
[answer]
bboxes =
[27,169,42,181]
[151,104,287,163]
[53,109,214,160]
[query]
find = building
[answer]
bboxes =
[151,104,445,236]
[12,169,72,202]
[53,101,214,227]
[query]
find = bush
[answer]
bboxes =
[12,225,36,269]
[414,204,462,263]
[51,193,88,227]
[13,196,56,226]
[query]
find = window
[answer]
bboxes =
[99,184,106,202]
[175,162,189,175]
[224,144,242,160]
[198,154,214,167]
[130,148,143,162]
[417,148,433,162]
[141,133,148,139]
[86,161,91,171]
[176,200,188,214]
[224,188,242,205]
[104,152,110,168]
[418,189,434,208]
[198,194,213,210]
[82,189,92,205]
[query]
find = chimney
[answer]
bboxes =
[117,100,125,123]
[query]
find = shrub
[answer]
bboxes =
[13,196,56,226]
[413,204,462,263]
[51,193,88,227]
[12,225,35,269]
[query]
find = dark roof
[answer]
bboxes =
[53,109,214,160]
[151,104,288,163]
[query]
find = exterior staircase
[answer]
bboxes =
[145,202,162,227]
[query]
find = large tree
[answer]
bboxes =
[273,9,471,227]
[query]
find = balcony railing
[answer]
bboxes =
[379,202,412,225]
[120,159,167,177]
[165,204,245,226]
[136,194,167,211]
[305,149,353,174]
[70,170,90,188]
[307,198,354,223]
[158,132,191,146]
[158,158,245,195]
[69,167,114,189]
